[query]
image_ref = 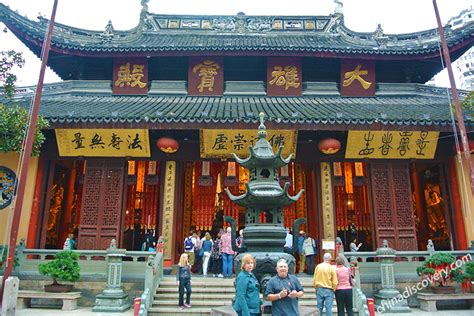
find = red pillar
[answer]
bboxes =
[448,156,468,249]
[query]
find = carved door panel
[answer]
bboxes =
[78,160,125,250]
[370,163,417,250]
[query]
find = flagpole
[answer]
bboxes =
[432,0,474,194]
[0,0,59,304]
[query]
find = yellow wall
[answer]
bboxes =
[0,152,38,246]
[454,153,474,245]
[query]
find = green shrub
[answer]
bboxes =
[0,245,19,269]
[38,250,80,284]
[416,253,468,287]
[465,261,474,280]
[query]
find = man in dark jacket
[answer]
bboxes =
[265,259,304,316]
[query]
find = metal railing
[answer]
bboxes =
[139,252,164,316]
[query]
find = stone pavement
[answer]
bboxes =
[13,307,474,315]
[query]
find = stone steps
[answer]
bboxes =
[149,275,354,315]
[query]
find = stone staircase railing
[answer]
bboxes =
[139,252,164,316]
[5,243,152,279]
[351,266,370,316]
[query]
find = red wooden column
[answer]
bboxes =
[448,156,468,249]
[26,158,46,249]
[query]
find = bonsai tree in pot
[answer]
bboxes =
[416,253,467,294]
[465,261,474,293]
[39,250,80,292]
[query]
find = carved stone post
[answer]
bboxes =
[374,240,411,313]
[1,276,19,316]
[93,240,130,312]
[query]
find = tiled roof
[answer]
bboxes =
[5,81,471,131]
[1,3,472,57]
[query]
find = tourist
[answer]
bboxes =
[284,228,293,254]
[142,229,155,251]
[236,229,245,252]
[303,234,316,274]
[211,229,224,277]
[233,254,263,316]
[313,253,338,316]
[349,239,363,252]
[265,259,304,316]
[219,227,234,278]
[335,255,354,316]
[202,232,213,277]
[297,231,305,273]
[194,230,203,273]
[176,253,192,309]
[184,230,197,266]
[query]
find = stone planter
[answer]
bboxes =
[44,283,74,293]
[430,285,455,294]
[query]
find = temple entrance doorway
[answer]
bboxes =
[40,160,85,249]
[333,162,373,252]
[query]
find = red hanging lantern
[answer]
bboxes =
[156,137,179,154]
[318,138,341,155]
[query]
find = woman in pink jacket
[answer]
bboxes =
[335,255,353,316]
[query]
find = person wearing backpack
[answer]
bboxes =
[303,235,316,274]
[184,231,197,266]
[176,253,192,309]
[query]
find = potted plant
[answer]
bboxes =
[465,261,474,293]
[416,253,467,294]
[38,250,80,292]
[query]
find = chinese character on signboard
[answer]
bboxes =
[113,58,148,95]
[188,57,224,95]
[267,57,302,96]
[340,60,375,96]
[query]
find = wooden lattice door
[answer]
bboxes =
[370,163,417,250]
[77,160,125,250]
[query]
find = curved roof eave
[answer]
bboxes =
[1,3,472,59]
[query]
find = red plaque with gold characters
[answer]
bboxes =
[340,60,375,97]
[267,57,302,96]
[188,57,224,96]
[113,58,148,95]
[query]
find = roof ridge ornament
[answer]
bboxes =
[373,23,389,47]
[334,0,344,15]
[99,20,115,43]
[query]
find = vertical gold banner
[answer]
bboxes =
[320,162,335,240]
[161,161,176,260]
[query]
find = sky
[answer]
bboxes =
[0,0,472,87]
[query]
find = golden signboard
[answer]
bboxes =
[200,129,297,158]
[320,162,335,240]
[161,161,176,260]
[55,129,150,157]
[345,131,439,159]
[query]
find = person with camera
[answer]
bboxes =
[265,259,304,316]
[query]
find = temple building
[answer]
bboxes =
[0,1,473,266]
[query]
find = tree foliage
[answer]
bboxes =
[0,104,49,155]
[0,50,49,155]
[38,250,81,284]
[0,50,25,98]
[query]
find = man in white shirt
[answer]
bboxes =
[284,228,293,253]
